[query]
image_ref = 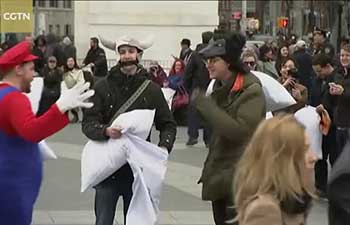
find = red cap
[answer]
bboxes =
[0,41,38,71]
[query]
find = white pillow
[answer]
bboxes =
[26,77,57,160]
[205,71,296,112]
[161,88,176,110]
[111,109,155,140]
[27,77,43,114]
[81,137,128,192]
[81,109,156,192]
[295,106,323,159]
[251,71,296,112]
[39,140,57,160]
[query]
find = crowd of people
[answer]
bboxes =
[0,26,350,225]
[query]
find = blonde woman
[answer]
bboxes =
[234,115,318,225]
[63,57,85,122]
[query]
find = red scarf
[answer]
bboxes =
[230,72,244,92]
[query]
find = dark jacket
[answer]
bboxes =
[309,71,339,163]
[328,142,350,225]
[334,67,350,127]
[63,44,77,61]
[37,66,63,116]
[180,48,193,64]
[309,72,338,119]
[83,46,108,77]
[183,43,211,92]
[82,64,176,151]
[32,47,45,73]
[313,42,335,59]
[292,49,316,93]
[193,71,266,201]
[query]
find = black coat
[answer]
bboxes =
[83,46,108,77]
[37,67,62,116]
[309,71,338,119]
[328,141,350,225]
[313,42,336,59]
[32,47,45,73]
[292,49,316,93]
[82,64,177,151]
[183,43,211,92]
[334,67,350,127]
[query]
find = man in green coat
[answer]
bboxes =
[192,31,266,225]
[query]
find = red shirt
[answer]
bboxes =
[0,83,69,143]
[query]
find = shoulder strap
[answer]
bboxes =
[109,79,151,124]
[0,86,18,101]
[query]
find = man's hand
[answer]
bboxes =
[283,77,296,88]
[329,82,344,95]
[291,88,302,101]
[105,127,122,139]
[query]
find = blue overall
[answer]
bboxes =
[0,86,42,225]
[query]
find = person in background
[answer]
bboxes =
[312,27,335,59]
[275,43,290,75]
[333,44,350,158]
[235,115,317,225]
[310,54,340,199]
[241,48,258,71]
[278,57,308,113]
[148,61,168,88]
[44,34,65,70]
[32,35,47,73]
[61,36,76,62]
[193,31,266,225]
[292,40,316,100]
[83,37,108,80]
[168,59,185,91]
[37,56,63,116]
[63,57,85,123]
[179,38,193,65]
[183,31,213,146]
[257,44,279,79]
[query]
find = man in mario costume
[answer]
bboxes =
[0,41,94,225]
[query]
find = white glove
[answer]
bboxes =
[56,81,95,113]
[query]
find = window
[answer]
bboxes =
[37,0,45,7]
[49,25,53,33]
[56,25,61,36]
[65,24,71,36]
[63,0,72,9]
[49,0,58,8]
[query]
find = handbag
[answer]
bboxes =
[172,85,189,110]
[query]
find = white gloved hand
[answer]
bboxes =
[56,81,95,113]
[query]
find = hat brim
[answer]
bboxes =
[199,40,226,59]
[22,54,38,62]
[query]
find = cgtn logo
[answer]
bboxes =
[0,12,31,21]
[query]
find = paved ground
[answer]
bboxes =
[32,124,328,225]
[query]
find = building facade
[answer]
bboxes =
[218,0,349,46]
[74,1,218,69]
[33,0,74,40]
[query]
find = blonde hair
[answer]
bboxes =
[241,48,258,63]
[234,115,313,219]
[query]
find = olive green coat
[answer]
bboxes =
[194,72,266,201]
